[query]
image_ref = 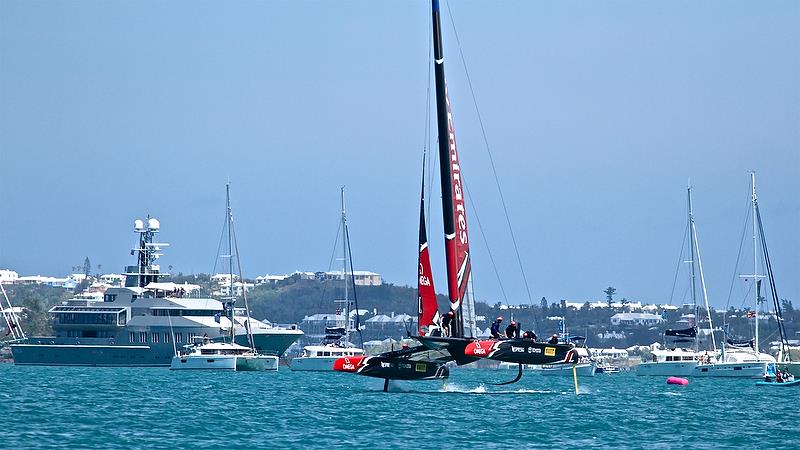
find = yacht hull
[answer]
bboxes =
[236,355,279,371]
[11,328,302,367]
[637,361,698,377]
[237,329,303,356]
[10,343,171,367]
[290,356,340,371]
[693,361,767,378]
[170,354,237,370]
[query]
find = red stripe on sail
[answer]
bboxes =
[418,243,438,335]
[443,88,471,307]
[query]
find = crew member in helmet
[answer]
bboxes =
[505,320,519,339]
[441,310,455,337]
[490,317,504,339]
[548,334,559,345]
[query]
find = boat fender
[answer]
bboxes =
[667,376,689,386]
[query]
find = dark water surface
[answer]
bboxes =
[2,364,797,449]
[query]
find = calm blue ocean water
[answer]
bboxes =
[1,363,797,449]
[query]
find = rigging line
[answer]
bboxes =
[344,222,363,349]
[211,207,229,277]
[423,25,434,239]
[464,183,508,305]
[724,193,755,318]
[317,219,343,313]
[444,1,537,311]
[668,220,690,306]
[230,215,256,351]
[756,203,789,352]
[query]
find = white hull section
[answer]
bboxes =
[693,361,767,378]
[170,354,237,370]
[637,361,698,377]
[236,355,279,371]
[290,356,339,371]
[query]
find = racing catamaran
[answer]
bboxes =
[335,1,576,389]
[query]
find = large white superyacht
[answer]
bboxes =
[10,217,302,366]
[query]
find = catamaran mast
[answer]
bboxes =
[688,186,716,352]
[227,183,236,344]
[687,186,699,352]
[431,0,474,338]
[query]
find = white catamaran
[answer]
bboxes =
[170,183,279,371]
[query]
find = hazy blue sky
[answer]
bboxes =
[1,1,798,309]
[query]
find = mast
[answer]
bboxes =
[751,173,760,354]
[431,0,474,338]
[226,183,257,351]
[688,186,716,352]
[687,186,699,352]
[227,182,236,344]
[341,186,350,345]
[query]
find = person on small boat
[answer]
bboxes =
[776,370,784,383]
[548,334,559,345]
[441,310,455,337]
[522,331,537,341]
[505,321,520,339]
[490,317,504,339]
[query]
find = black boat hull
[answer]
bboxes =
[465,339,578,365]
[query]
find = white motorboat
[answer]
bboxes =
[637,348,700,377]
[291,344,364,371]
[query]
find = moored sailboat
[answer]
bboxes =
[292,187,364,371]
[171,183,278,371]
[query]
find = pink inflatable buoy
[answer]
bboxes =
[667,376,689,385]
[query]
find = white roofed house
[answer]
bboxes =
[610,313,665,327]
[316,270,382,286]
[99,274,125,287]
[255,274,289,285]
[0,269,19,284]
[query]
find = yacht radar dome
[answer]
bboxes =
[147,218,160,231]
[134,219,145,232]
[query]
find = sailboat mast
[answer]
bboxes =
[750,172,760,354]
[227,182,235,344]
[341,187,350,344]
[431,0,473,338]
[687,186,699,352]
[689,186,716,352]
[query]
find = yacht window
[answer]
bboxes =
[104,294,117,302]
[175,333,183,343]
[152,332,159,343]
[129,332,135,343]
[164,332,170,343]
[139,331,147,343]
[322,351,330,357]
